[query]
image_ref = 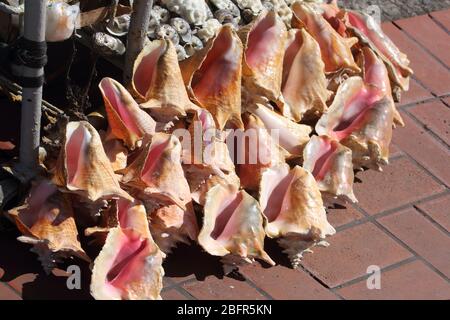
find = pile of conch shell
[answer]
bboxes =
[7,0,413,300]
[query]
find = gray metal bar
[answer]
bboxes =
[19,0,47,173]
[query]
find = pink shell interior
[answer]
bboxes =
[66,123,90,186]
[261,167,294,223]
[210,192,243,241]
[106,230,150,291]
[192,28,238,104]
[246,13,282,71]
[310,137,339,181]
[141,138,170,186]
[132,43,165,97]
[100,79,142,136]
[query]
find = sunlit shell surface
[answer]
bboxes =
[99,77,156,150]
[8,180,89,272]
[237,113,287,190]
[358,46,404,127]
[281,28,331,122]
[131,40,199,121]
[181,25,244,129]
[121,133,191,209]
[249,103,311,155]
[346,10,413,99]
[291,2,360,74]
[260,164,335,239]
[260,164,336,268]
[239,10,287,104]
[303,135,357,202]
[198,184,274,267]
[90,228,164,300]
[5,2,414,300]
[53,121,131,202]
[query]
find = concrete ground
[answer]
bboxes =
[340,0,450,21]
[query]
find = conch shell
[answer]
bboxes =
[248,103,311,155]
[239,10,287,104]
[291,2,360,74]
[237,113,288,190]
[148,202,199,254]
[130,40,199,122]
[315,76,394,170]
[358,46,404,127]
[120,133,191,210]
[53,121,131,202]
[346,10,413,100]
[90,227,165,300]
[8,180,90,272]
[281,28,332,122]
[303,135,357,202]
[181,25,244,129]
[99,78,156,150]
[259,164,336,268]
[198,184,275,272]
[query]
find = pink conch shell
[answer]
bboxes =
[99,77,156,149]
[237,113,288,190]
[90,227,164,300]
[291,2,360,74]
[281,28,332,122]
[198,184,275,271]
[180,25,244,130]
[130,40,198,121]
[346,10,413,100]
[303,135,357,202]
[148,202,199,254]
[53,121,131,202]
[8,180,89,272]
[248,103,311,155]
[358,46,404,127]
[315,76,394,170]
[120,133,191,209]
[259,164,336,268]
[239,10,287,104]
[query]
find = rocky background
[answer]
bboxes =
[340,0,450,21]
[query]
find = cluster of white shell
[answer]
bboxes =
[99,0,307,60]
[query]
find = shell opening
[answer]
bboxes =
[191,28,237,104]
[66,123,91,186]
[246,12,280,70]
[311,139,339,181]
[211,192,243,240]
[141,138,171,185]
[263,171,294,223]
[133,42,166,97]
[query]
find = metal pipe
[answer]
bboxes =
[123,0,153,86]
[19,0,47,173]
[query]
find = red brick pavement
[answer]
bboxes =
[0,12,449,300]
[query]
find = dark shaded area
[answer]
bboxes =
[163,242,224,282]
